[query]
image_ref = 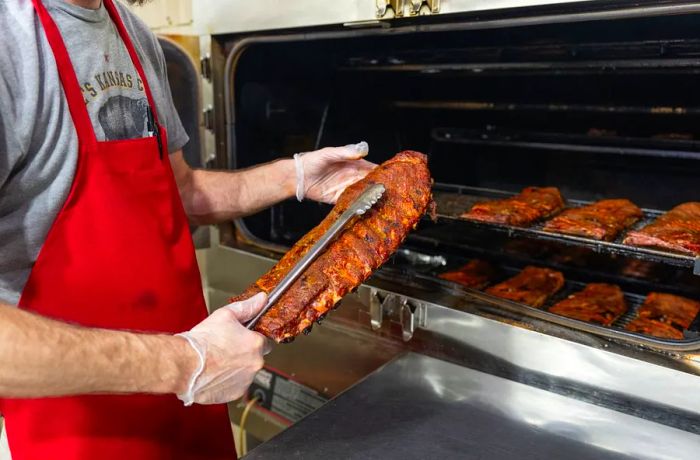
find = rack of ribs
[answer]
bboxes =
[548,283,628,326]
[485,266,565,307]
[543,199,642,241]
[625,318,685,340]
[461,186,565,227]
[623,202,700,255]
[229,151,433,342]
[438,259,497,289]
[635,292,700,331]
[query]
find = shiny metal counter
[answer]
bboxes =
[244,352,700,460]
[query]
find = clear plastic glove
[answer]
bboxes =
[294,141,376,204]
[175,292,271,406]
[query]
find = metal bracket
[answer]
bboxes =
[365,289,428,340]
[200,54,212,81]
[202,105,214,131]
[694,258,700,276]
[408,0,440,15]
[400,300,428,342]
[427,0,440,14]
[369,288,383,330]
[376,0,404,18]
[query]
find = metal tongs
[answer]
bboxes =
[246,183,386,329]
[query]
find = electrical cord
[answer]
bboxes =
[238,396,260,456]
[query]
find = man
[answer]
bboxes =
[0,0,374,458]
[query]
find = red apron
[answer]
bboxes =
[0,0,236,458]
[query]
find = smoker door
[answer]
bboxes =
[158,36,203,169]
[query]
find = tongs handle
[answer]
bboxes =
[245,183,386,329]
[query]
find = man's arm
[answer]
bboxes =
[170,142,375,225]
[171,152,296,225]
[0,302,194,397]
[0,295,267,404]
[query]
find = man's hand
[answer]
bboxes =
[176,293,271,405]
[0,297,272,402]
[296,142,376,204]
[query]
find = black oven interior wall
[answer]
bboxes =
[231,13,700,298]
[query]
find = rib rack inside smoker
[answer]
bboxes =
[461,187,565,227]
[485,266,565,308]
[230,151,433,342]
[548,283,628,326]
[543,199,642,241]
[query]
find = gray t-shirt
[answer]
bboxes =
[0,0,188,305]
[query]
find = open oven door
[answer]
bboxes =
[158,36,203,169]
[157,35,211,247]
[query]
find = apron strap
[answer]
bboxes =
[103,0,161,126]
[31,0,97,146]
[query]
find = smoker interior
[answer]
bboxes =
[229,13,700,345]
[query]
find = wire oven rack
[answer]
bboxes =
[432,184,700,275]
[384,248,700,341]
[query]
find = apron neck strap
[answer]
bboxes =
[31,0,96,144]
[103,0,161,126]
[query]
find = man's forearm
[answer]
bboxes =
[173,153,296,225]
[0,303,196,398]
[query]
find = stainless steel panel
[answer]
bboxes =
[245,353,700,460]
[229,320,405,443]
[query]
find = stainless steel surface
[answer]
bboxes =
[245,352,700,460]
[230,318,404,443]
[245,183,385,329]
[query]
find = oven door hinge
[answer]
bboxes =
[202,105,214,132]
[376,0,440,18]
[200,53,212,82]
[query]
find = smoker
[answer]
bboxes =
[160,1,700,457]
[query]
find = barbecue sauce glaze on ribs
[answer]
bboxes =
[438,260,497,289]
[626,318,684,340]
[626,293,700,339]
[230,151,433,342]
[543,199,642,241]
[462,187,565,227]
[636,292,700,331]
[485,266,565,308]
[623,202,700,255]
[549,283,628,326]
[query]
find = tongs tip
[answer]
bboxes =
[356,183,386,215]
